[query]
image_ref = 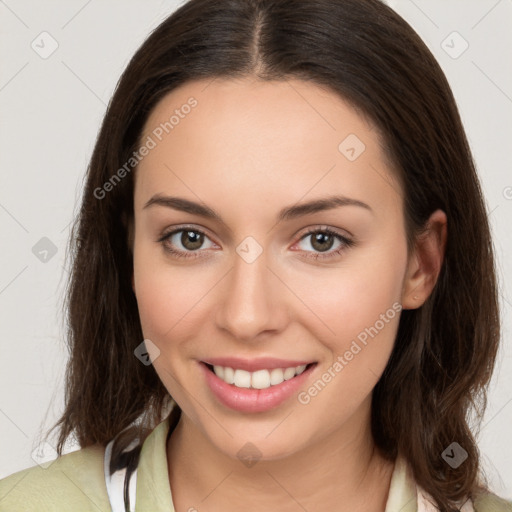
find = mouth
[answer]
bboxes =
[199,360,318,413]
[203,362,317,389]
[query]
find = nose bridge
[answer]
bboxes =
[215,241,285,340]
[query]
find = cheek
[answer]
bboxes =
[286,237,407,394]
[134,268,203,340]
[133,240,218,351]
[292,262,403,425]
[292,251,405,342]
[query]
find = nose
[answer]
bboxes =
[214,247,288,342]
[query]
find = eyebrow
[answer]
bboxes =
[143,194,373,223]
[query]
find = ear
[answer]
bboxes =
[401,209,447,310]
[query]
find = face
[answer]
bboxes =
[132,77,415,461]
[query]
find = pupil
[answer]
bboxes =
[312,232,333,252]
[182,230,203,250]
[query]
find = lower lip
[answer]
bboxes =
[200,362,316,413]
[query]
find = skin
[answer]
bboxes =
[131,76,447,512]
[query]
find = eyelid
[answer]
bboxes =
[293,224,354,242]
[158,223,352,241]
[290,226,354,257]
[158,223,355,260]
[158,223,218,243]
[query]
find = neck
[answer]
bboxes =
[167,400,394,512]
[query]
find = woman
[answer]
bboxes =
[1,0,510,511]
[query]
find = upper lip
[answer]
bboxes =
[201,357,315,372]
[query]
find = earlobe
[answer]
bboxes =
[401,209,447,310]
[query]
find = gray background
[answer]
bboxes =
[0,0,511,498]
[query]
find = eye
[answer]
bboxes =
[294,227,355,260]
[158,225,355,261]
[158,226,216,259]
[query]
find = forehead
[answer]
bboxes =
[134,77,401,217]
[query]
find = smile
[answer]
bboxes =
[208,364,308,389]
[200,358,317,413]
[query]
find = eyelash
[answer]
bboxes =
[157,225,355,261]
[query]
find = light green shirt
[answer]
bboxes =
[0,414,510,511]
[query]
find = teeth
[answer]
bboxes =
[252,369,270,389]
[212,364,308,389]
[233,369,251,388]
[223,366,234,384]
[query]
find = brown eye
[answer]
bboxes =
[294,227,355,261]
[158,227,216,259]
[180,230,204,251]
[310,231,335,252]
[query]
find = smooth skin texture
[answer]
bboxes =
[131,77,447,512]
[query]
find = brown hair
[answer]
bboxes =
[45,0,501,510]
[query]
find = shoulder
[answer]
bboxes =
[474,491,512,512]
[0,444,111,512]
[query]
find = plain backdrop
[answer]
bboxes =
[0,0,511,499]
